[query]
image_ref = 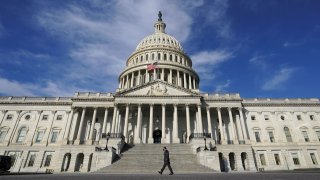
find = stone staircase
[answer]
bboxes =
[95,144,214,174]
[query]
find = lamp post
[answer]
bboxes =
[204,135,209,151]
[104,133,110,151]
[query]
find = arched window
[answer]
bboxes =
[284,127,292,142]
[0,127,9,143]
[16,127,27,143]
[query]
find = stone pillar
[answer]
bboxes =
[121,77,125,88]
[183,72,187,88]
[62,109,74,143]
[236,114,244,143]
[114,109,120,133]
[161,104,166,143]
[111,105,118,133]
[137,70,141,85]
[146,69,149,83]
[193,78,196,89]
[186,104,191,143]
[126,75,129,88]
[188,74,192,89]
[30,110,43,145]
[123,104,129,142]
[148,104,154,144]
[45,111,57,145]
[177,70,180,86]
[197,104,203,133]
[75,108,86,144]
[88,108,97,143]
[236,153,245,171]
[206,107,213,139]
[134,104,142,144]
[117,113,122,133]
[217,107,226,144]
[161,68,164,81]
[228,107,238,144]
[153,68,156,80]
[239,107,249,143]
[169,69,172,84]
[130,72,134,87]
[173,104,180,143]
[102,108,109,135]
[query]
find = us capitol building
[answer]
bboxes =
[0,13,319,173]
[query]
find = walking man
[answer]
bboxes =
[158,147,174,175]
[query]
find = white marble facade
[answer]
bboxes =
[0,13,320,173]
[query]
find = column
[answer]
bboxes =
[188,75,192,89]
[63,109,74,142]
[161,68,164,81]
[236,114,244,143]
[123,104,129,142]
[197,104,203,133]
[228,107,238,144]
[89,108,97,142]
[115,109,120,133]
[121,78,125,88]
[193,78,196,89]
[46,111,57,145]
[183,72,187,88]
[153,69,156,80]
[30,110,43,145]
[239,107,249,142]
[126,75,129,88]
[148,104,154,144]
[111,105,118,133]
[186,104,191,143]
[206,107,213,140]
[75,108,86,144]
[130,72,134,87]
[146,70,149,83]
[134,104,142,143]
[137,70,141,85]
[161,104,166,142]
[117,113,122,133]
[173,104,180,143]
[169,69,172,83]
[102,107,109,135]
[217,107,226,144]
[177,71,180,86]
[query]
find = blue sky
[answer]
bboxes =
[0,0,319,98]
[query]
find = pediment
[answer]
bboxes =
[117,80,198,96]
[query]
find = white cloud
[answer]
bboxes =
[262,67,296,91]
[0,76,85,97]
[36,0,195,92]
[283,42,300,48]
[192,49,233,80]
[249,54,274,70]
[215,80,231,92]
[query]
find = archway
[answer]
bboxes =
[61,153,71,172]
[153,129,162,144]
[229,153,236,171]
[219,153,226,172]
[74,153,84,172]
[241,152,248,170]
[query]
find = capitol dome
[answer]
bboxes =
[117,12,200,93]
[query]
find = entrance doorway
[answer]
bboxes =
[153,129,162,144]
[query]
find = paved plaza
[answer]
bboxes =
[1,172,320,180]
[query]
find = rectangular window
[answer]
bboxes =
[259,154,266,166]
[28,154,36,167]
[35,131,44,143]
[268,131,275,142]
[292,153,300,165]
[310,115,315,121]
[310,153,318,165]
[297,115,302,120]
[50,131,59,143]
[264,115,269,121]
[255,132,261,142]
[302,131,309,142]
[44,154,52,167]
[6,114,13,120]
[0,130,7,143]
[274,154,281,165]
[42,115,48,120]
[251,115,256,121]
[316,131,320,141]
[56,115,63,120]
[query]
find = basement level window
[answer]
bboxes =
[251,116,256,121]
[297,115,302,120]
[310,115,315,121]
[264,115,269,121]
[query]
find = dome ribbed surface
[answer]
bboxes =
[135,33,183,52]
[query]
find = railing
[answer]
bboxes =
[101,133,124,139]
[189,133,211,141]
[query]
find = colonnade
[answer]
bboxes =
[66,104,250,145]
[119,68,198,90]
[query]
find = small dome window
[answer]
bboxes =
[280,116,285,120]
[25,115,31,120]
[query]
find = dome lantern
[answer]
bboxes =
[154,11,166,33]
